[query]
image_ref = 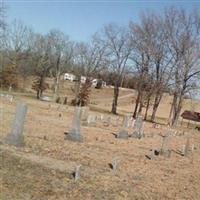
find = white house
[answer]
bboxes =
[64,73,76,81]
[92,79,98,86]
[81,76,86,83]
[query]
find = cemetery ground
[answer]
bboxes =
[1,80,200,200]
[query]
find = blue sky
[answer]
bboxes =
[5,0,200,41]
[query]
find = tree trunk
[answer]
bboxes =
[53,55,61,101]
[144,96,150,120]
[37,73,45,99]
[168,93,177,125]
[133,91,141,118]
[111,82,119,114]
[150,93,162,122]
[138,100,143,116]
[53,72,60,101]
[74,75,81,105]
[37,90,40,99]
[171,95,183,127]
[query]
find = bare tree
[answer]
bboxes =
[31,33,52,99]
[99,23,131,114]
[0,2,6,45]
[1,20,33,88]
[165,8,200,126]
[47,30,74,100]
[72,35,106,105]
[129,18,152,118]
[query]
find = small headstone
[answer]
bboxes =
[113,116,120,127]
[8,86,12,93]
[0,93,14,102]
[160,134,171,156]
[40,96,52,102]
[81,107,89,122]
[63,97,67,105]
[110,158,118,171]
[103,116,111,127]
[65,107,83,142]
[3,102,28,147]
[191,144,194,152]
[146,149,157,160]
[131,116,143,139]
[74,165,81,181]
[100,114,104,121]
[117,115,129,139]
[87,115,96,126]
[131,119,135,127]
[182,137,190,156]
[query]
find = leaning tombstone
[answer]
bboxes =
[65,106,83,142]
[3,102,28,147]
[146,149,157,160]
[131,116,143,139]
[117,115,129,139]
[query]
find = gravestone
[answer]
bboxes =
[87,115,96,126]
[131,116,143,139]
[131,119,135,127]
[117,115,129,139]
[74,165,81,181]
[182,137,190,156]
[160,134,171,156]
[3,102,28,147]
[0,93,14,102]
[113,116,120,127]
[127,114,132,128]
[110,158,118,171]
[146,149,156,160]
[65,107,83,142]
[81,107,89,121]
[100,114,104,121]
[40,96,52,102]
[103,116,111,127]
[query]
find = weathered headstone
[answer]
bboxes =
[74,165,81,181]
[110,158,118,171]
[113,116,120,127]
[182,137,190,156]
[40,96,52,102]
[146,149,157,160]
[100,114,104,121]
[117,115,129,139]
[81,107,89,121]
[131,116,143,139]
[65,107,83,142]
[87,115,96,126]
[3,102,28,147]
[103,116,111,127]
[160,134,171,156]
[191,144,195,152]
[8,86,12,93]
[131,119,135,127]
[127,114,132,128]
[0,93,14,102]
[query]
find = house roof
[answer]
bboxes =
[181,110,200,122]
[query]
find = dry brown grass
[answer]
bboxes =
[1,79,200,199]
